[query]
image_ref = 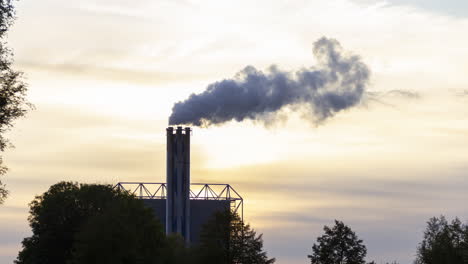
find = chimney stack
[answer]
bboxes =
[166,126,191,244]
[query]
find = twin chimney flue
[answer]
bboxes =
[116,126,243,246]
[166,126,191,244]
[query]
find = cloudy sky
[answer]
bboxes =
[1,0,468,263]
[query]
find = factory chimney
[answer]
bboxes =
[166,126,191,244]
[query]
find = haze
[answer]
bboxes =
[1,0,468,263]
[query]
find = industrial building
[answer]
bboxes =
[115,126,243,245]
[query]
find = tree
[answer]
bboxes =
[0,0,15,36]
[196,210,275,264]
[0,0,32,204]
[16,182,166,264]
[415,216,468,264]
[0,161,6,202]
[68,198,165,264]
[308,220,368,264]
[160,234,193,264]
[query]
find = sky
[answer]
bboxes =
[1,0,468,263]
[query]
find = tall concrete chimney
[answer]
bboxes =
[166,126,191,244]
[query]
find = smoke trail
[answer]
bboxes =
[169,37,370,127]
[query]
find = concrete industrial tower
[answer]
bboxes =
[115,127,243,245]
[166,126,191,244]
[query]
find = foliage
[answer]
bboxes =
[0,158,6,203]
[0,0,32,204]
[15,182,166,264]
[68,197,165,264]
[160,234,193,264]
[196,210,275,264]
[308,220,368,264]
[415,216,468,264]
[0,0,15,36]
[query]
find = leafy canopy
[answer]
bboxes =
[0,0,32,204]
[415,216,468,264]
[16,182,166,264]
[196,210,276,264]
[308,220,368,264]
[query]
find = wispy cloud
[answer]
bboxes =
[352,0,468,18]
[17,60,210,85]
[363,89,420,108]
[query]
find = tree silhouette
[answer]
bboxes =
[308,220,367,264]
[0,163,6,203]
[0,0,32,204]
[160,234,193,264]
[196,210,275,264]
[16,182,166,264]
[415,216,468,264]
[68,197,165,264]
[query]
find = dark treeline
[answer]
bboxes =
[15,181,468,264]
[15,182,275,264]
[415,216,468,264]
[308,217,468,264]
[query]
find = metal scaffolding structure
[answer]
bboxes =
[114,182,244,219]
